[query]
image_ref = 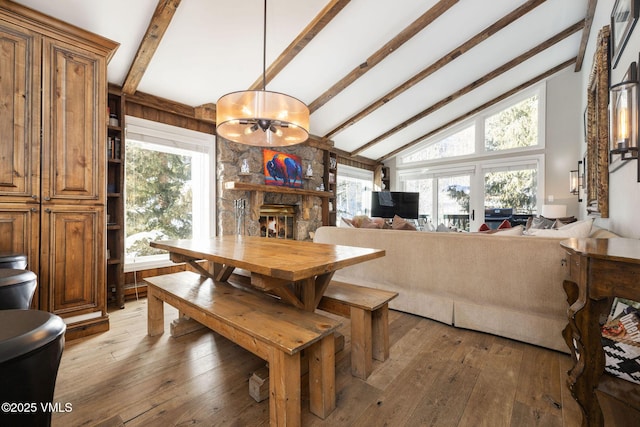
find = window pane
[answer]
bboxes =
[485,95,538,151]
[125,141,194,260]
[404,178,433,221]
[403,125,475,162]
[438,175,470,231]
[336,175,372,218]
[484,168,537,214]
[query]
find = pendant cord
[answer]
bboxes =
[262,0,267,92]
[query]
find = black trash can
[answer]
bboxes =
[0,309,66,427]
[0,253,28,270]
[0,269,37,310]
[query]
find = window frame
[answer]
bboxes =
[398,83,546,167]
[336,164,374,218]
[397,84,547,230]
[123,116,215,272]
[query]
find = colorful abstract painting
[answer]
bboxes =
[262,149,303,188]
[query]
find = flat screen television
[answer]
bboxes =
[370,191,419,219]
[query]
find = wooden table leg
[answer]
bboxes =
[269,348,301,427]
[308,334,336,419]
[147,288,164,336]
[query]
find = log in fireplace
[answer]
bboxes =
[259,204,296,239]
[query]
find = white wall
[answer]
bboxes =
[580,1,640,238]
[545,68,583,218]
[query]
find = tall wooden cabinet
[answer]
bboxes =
[0,1,118,339]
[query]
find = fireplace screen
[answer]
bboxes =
[259,204,295,239]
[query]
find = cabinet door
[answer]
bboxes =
[0,20,40,202]
[41,38,106,205]
[40,206,105,316]
[0,204,40,307]
[0,204,40,268]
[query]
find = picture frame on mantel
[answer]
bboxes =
[611,0,640,68]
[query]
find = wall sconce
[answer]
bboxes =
[569,160,583,202]
[609,80,638,161]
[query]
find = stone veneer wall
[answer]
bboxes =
[217,139,326,240]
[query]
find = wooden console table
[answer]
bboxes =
[561,238,640,427]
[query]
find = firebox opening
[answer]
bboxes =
[259,204,296,239]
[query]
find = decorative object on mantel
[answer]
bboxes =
[215,0,309,146]
[262,149,303,189]
[240,158,251,175]
[305,163,313,178]
[611,0,640,68]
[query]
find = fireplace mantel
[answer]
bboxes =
[224,181,331,198]
[223,181,331,221]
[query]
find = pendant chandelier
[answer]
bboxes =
[216,0,310,146]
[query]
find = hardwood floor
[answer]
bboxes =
[51,298,583,426]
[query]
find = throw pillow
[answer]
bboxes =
[527,218,593,238]
[351,215,373,228]
[370,217,389,229]
[340,217,354,227]
[589,227,620,238]
[478,223,490,232]
[552,216,578,228]
[392,215,417,231]
[525,216,554,232]
[436,223,454,232]
[497,219,512,229]
[489,225,524,236]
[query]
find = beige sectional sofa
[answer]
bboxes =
[313,224,616,353]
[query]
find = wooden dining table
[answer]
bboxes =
[150,235,385,312]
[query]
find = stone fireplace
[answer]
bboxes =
[217,139,326,240]
[259,204,296,239]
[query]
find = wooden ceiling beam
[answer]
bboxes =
[378,58,577,162]
[122,0,182,95]
[308,0,458,113]
[248,0,351,91]
[574,0,598,72]
[324,0,548,140]
[352,20,584,157]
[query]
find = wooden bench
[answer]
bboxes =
[317,280,398,380]
[144,271,341,427]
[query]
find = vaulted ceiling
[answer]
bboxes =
[13,0,595,161]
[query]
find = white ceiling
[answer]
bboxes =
[12,0,591,161]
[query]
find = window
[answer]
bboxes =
[401,166,473,231]
[398,85,545,230]
[402,125,475,162]
[336,164,374,218]
[483,162,538,214]
[485,95,538,151]
[124,117,215,271]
